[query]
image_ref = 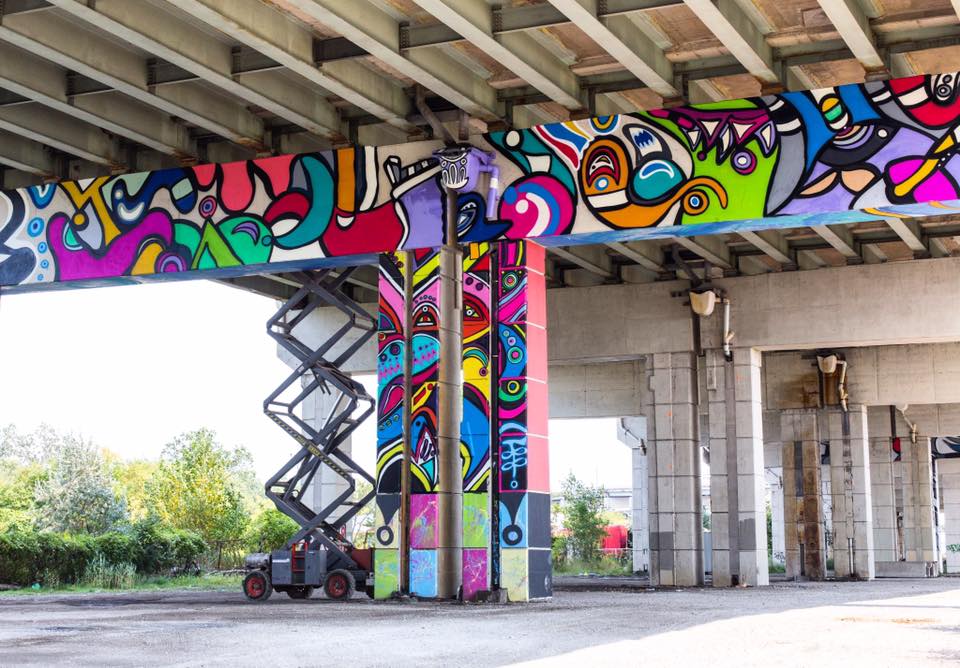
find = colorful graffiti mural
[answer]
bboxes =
[495,241,551,602]
[6,73,960,292]
[461,243,493,601]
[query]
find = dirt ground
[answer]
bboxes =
[1,578,958,667]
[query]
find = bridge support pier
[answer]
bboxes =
[705,348,769,587]
[644,352,704,587]
[374,240,550,601]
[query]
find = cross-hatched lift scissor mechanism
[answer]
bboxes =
[243,267,377,602]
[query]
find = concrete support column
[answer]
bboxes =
[495,240,551,601]
[644,351,703,587]
[705,348,769,587]
[304,386,352,525]
[768,468,786,566]
[824,406,875,580]
[374,252,407,599]
[460,244,494,601]
[617,417,649,574]
[901,436,937,563]
[781,409,826,580]
[940,458,960,573]
[870,437,899,562]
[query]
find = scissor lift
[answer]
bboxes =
[243,268,377,601]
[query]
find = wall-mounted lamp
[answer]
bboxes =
[689,289,718,317]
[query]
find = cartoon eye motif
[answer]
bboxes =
[626,124,664,156]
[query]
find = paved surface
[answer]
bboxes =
[1,578,958,666]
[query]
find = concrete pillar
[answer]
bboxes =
[495,240,551,601]
[870,437,899,562]
[824,406,875,580]
[767,468,786,567]
[901,436,938,563]
[617,417,649,574]
[304,386,352,525]
[780,409,826,580]
[940,458,960,573]
[374,252,406,599]
[705,348,769,587]
[460,244,493,601]
[644,351,703,587]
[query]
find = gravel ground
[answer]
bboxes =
[0,578,958,667]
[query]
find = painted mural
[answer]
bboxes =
[462,242,493,601]
[7,73,960,292]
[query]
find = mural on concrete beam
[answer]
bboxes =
[9,73,960,291]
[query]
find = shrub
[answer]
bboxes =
[0,522,207,587]
[81,554,136,589]
[244,508,298,553]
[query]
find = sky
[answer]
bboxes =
[0,280,631,491]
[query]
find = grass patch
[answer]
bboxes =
[769,560,786,574]
[0,573,243,596]
[554,557,633,577]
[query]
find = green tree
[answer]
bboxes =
[32,432,126,534]
[147,429,253,544]
[559,473,608,563]
[244,506,299,552]
[107,456,158,523]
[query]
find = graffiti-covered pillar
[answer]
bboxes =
[494,240,551,601]
[461,243,494,601]
[374,252,407,599]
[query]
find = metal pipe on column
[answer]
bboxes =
[436,187,464,598]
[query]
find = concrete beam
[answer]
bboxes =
[0,103,121,167]
[413,0,583,110]
[816,0,885,73]
[0,42,196,157]
[811,224,860,260]
[885,217,927,255]
[683,0,777,85]
[44,0,337,142]
[550,246,616,280]
[283,0,500,121]
[740,230,793,266]
[0,129,55,176]
[606,241,666,273]
[675,235,732,270]
[164,0,415,131]
[546,0,679,99]
[0,10,261,148]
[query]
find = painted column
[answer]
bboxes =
[495,240,551,601]
[706,348,769,587]
[407,249,443,597]
[644,352,703,587]
[901,435,938,564]
[824,406,874,580]
[870,436,899,563]
[780,409,826,580]
[461,243,493,601]
[374,252,407,599]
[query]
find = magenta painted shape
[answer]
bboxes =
[462,548,488,601]
[409,494,438,549]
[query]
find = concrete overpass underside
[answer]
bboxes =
[3,0,960,601]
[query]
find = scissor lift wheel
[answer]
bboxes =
[243,571,272,602]
[324,570,355,600]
